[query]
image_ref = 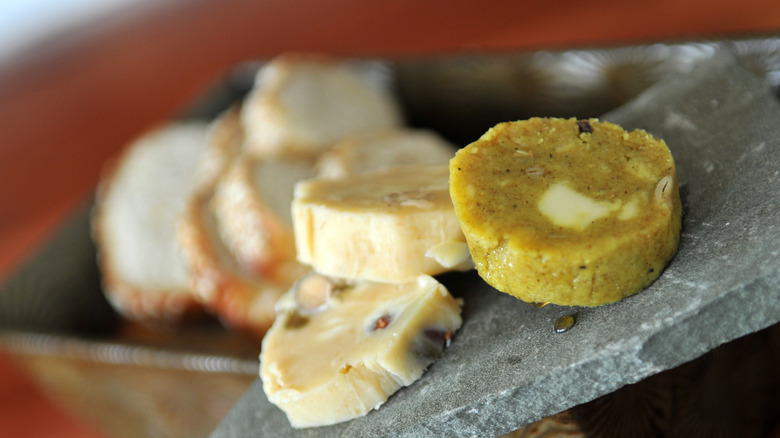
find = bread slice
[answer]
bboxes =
[175,107,307,334]
[315,128,456,179]
[93,122,210,320]
[241,54,403,158]
[177,194,300,336]
[211,155,315,280]
[192,105,245,192]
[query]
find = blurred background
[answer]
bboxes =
[1,0,779,436]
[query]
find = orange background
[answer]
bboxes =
[1,0,779,436]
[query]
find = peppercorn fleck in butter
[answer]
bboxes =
[449,117,682,306]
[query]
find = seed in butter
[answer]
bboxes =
[449,117,682,306]
[260,274,462,428]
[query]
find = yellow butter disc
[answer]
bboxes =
[449,117,682,306]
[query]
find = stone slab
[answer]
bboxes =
[211,50,780,437]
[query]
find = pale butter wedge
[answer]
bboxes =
[449,117,682,306]
[260,274,462,428]
[292,164,472,282]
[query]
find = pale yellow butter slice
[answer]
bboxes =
[260,274,462,428]
[292,164,470,282]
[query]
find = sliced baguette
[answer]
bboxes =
[211,155,315,280]
[177,194,301,336]
[177,106,306,335]
[241,54,403,158]
[93,122,210,320]
[192,104,245,192]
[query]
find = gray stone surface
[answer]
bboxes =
[211,51,780,437]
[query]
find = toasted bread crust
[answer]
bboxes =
[212,155,313,280]
[177,193,303,336]
[193,105,246,192]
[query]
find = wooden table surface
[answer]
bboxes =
[1,1,779,436]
